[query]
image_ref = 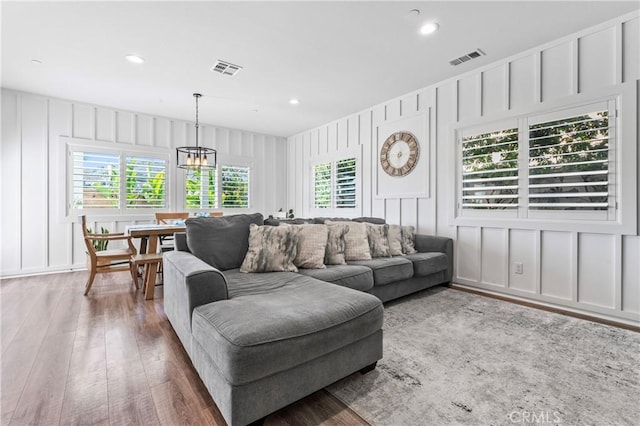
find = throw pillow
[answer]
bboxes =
[366,223,391,258]
[387,224,404,256]
[401,225,417,254]
[324,223,349,265]
[282,224,328,269]
[326,220,372,261]
[239,224,301,273]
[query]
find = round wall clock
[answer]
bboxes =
[379,131,420,176]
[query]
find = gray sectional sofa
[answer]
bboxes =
[163,213,453,425]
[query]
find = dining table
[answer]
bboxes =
[125,224,186,299]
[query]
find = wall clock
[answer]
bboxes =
[379,131,420,176]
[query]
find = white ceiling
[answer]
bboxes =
[2,1,638,137]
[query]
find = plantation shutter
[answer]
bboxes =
[335,158,357,208]
[314,162,332,208]
[461,127,519,209]
[528,103,611,211]
[221,165,249,208]
[125,156,167,208]
[72,151,120,209]
[186,168,217,208]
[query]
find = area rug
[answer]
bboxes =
[326,287,640,425]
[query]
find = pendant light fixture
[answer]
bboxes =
[176,93,216,170]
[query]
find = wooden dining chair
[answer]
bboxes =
[81,215,137,295]
[155,212,190,251]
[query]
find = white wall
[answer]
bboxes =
[286,12,640,324]
[0,89,287,277]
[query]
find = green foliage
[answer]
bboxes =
[314,162,331,208]
[87,226,109,251]
[186,168,217,208]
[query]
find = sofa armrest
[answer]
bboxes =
[163,250,228,354]
[174,232,190,252]
[414,234,453,283]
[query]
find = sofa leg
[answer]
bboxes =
[360,362,377,375]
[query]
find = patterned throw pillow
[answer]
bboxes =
[324,223,349,265]
[240,224,301,273]
[366,223,391,258]
[387,224,404,256]
[401,225,417,254]
[286,224,328,269]
[326,220,371,261]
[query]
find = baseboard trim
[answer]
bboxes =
[450,283,640,333]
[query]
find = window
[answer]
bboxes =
[221,165,250,208]
[528,109,610,211]
[185,168,217,209]
[457,99,617,221]
[125,156,167,209]
[461,127,519,210]
[314,162,331,208]
[72,151,120,209]
[312,156,358,210]
[68,144,168,214]
[335,158,357,208]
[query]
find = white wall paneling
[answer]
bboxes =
[1,89,287,277]
[285,11,640,324]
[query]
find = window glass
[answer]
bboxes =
[221,165,250,208]
[528,110,609,211]
[125,156,167,208]
[72,151,120,209]
[461,128,519,210]
[314,162,331,208]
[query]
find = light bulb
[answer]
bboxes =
[202,155,208,166]
[186,153,192,166]
[194,155,201,167]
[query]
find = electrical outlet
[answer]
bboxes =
[514,262,523,275]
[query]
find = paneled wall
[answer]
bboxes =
[286,12,640,324]
[1,89,287,276]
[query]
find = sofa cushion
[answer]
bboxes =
[298,264,374,292]
[191,271,383,386]
[349,256,414,286]
[186,213,264,271]
[403,252,449,277]
[240,224,301,273]
[264,217,313,226]
[326,220,371,261]
[325,223,349,265]
[365,223,391,258]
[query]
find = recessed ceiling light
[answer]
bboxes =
[289,99,300,105]
[406,9,420,18]
[419,22,439,35]
[31,59,43,65]
[125,54,145,64]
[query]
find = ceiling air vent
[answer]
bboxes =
[210,60,243,76]
[449,49,485,66]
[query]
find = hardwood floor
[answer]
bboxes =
[0,271,369,426]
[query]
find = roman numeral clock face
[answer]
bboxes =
[380,132,420,176]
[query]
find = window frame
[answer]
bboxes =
[180,156,253,213]
[64,138,172,219]
[452,83,637,235]
[309,150,360,217]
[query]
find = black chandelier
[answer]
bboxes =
[176,93,217,170]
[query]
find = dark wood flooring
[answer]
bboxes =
[0,271,369,426]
